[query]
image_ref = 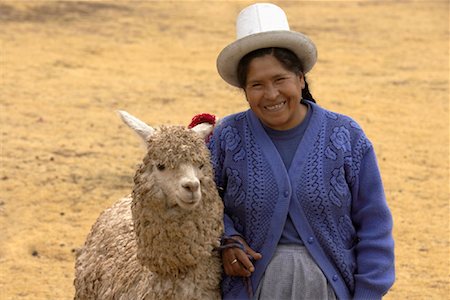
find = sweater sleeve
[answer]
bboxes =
[208,126,241,238]
[352,146,395,299]
[351,145,395,299]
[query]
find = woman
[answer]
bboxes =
[208,3,395,300]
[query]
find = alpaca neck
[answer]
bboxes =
[132,195,215,277]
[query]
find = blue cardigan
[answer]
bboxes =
[208,102,395,300]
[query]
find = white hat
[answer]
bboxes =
[217,3,317,87]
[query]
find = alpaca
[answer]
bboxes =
[74,111,223,300]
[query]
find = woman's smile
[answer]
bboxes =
[264,100,287,112]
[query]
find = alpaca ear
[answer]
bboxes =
[190,122,214,140]
[117,110,155,143]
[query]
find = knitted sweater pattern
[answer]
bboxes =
[208,102,395,300]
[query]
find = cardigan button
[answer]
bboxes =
[332,274,338,281]
[283,190,289,197]
[307,237,314,244]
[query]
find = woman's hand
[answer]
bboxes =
[222,236,262,277]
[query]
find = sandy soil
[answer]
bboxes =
[0,1,448,299]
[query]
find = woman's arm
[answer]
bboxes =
[351,146,395,299]
[208,121,262,278]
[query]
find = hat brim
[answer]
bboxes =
[216,30,317,87]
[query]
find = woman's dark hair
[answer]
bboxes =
[237,47,316,102]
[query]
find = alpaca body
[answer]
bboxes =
[74,114,223,300]
[75,196,221,300]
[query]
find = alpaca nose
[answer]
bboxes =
[182,180,199,193]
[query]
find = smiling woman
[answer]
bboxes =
[210,3,395,300]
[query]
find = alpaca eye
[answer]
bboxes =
[156,164,165,171]
[199,164,204,170]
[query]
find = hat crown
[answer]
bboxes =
[236,3,290,39]
[217,3,317,87]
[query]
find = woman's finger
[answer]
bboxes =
[234,249,254,275]
[221,236,262,277]
[223,248,243,276]
[245,246,262,261]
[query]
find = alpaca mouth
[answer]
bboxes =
[177,193,201,208]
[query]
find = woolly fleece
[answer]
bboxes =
[74,126,223,299]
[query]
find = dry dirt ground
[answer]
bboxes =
[0,1,448,299]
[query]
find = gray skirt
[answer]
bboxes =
[254,245,337,300]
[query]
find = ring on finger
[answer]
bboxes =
[230,258,238,265]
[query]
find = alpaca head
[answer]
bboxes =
[118,111,221,275]
[118,110,215,211]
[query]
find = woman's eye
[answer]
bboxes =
[248,83,261,89]
[156,163,166,171]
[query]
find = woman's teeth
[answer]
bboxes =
[265,101,286,111]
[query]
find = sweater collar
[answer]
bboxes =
[246,100,325,176]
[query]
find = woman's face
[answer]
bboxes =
[244,54,305,130]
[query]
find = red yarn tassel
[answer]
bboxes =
[188,113,216,129]
[188,113,217,142]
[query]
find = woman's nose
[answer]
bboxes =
[264,84,279,100]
